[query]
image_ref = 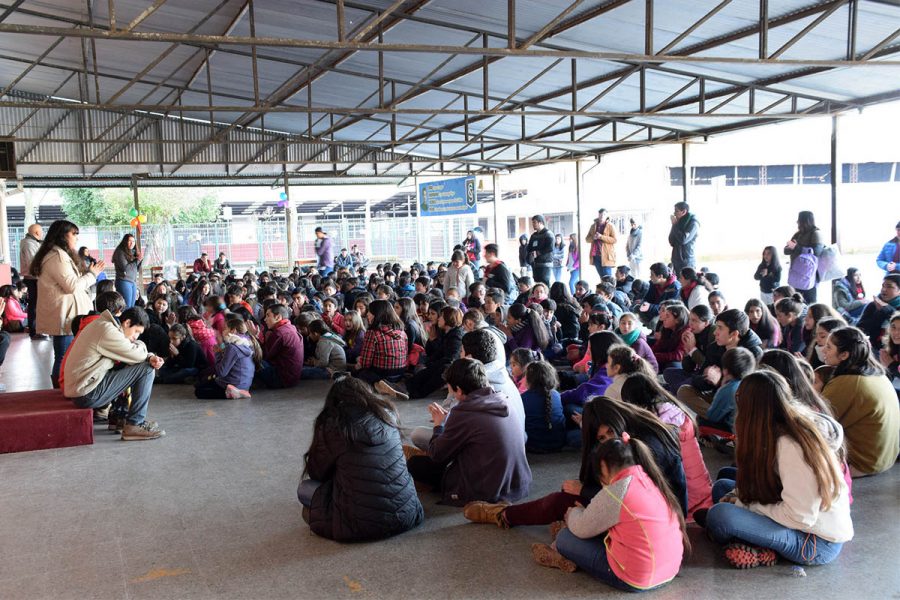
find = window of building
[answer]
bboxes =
[545,213,575,237]
[507,216,517,239]
[736,166,761,186]
[669,167,684,187]
[856,162,893,183]
[800,164,830,184]
[764,164,794,185]
[692,166,735,186]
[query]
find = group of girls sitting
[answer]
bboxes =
[287,256,897,592]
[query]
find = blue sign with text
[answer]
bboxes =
[418,177,477,217]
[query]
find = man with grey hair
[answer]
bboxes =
[19,223,43,339]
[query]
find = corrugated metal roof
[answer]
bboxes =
[0,0,898,186]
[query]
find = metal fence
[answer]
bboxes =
[7,214,478,273]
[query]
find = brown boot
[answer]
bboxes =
[532,543,577,573]
[403,444,426,460]
[374,379,409,401]
[463,501,510,528]
[549,520,567,542]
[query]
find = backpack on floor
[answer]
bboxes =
[788,248,819,290]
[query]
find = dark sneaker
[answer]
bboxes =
[121,421,165,441]
[108,415,124,433]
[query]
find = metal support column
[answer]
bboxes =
[283,164,295,267]
[681,142,691,204]
[492,172,501,244]
[414,176,424,262]
[830,115,840,246]
[131,174,144,290]
[575,161,583,274]
[364,196,372,258]
[0,179,8,264]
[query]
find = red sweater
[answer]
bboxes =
[263,319,304,387]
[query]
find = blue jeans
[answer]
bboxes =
[0,330,9,366]
[72,362,155,425]
[52,335,74,385]
[706,480,844,565]
[297,479,321,507]
[301,366,331,380]
[115,279,137,308]
[556,529,650,592]
[256,360,284,388]
[593,256,614,279]
[552,267,563,283]
[532,264,551,286]
[157,366,199,384]
[568,269,580,294]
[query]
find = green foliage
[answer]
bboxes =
[60,187,220,225]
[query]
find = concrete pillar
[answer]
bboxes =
[575,161,583,266]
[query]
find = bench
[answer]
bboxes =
[0,390,94,454]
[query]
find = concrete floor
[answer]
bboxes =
[1,334,899,600]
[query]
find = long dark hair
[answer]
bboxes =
[734,371,842,510]
[368,299,403,330]
[829,326,885,377]
[588,331,621,375]
[797,210,817,233]
[525,361,560,431]
[302,377,400,477]
[619,371,697,435]
[759,349,832,415]
[30,220,82,277]
[549,281,581,313]
[508,303,550,350]
[397,297,425,340]
[762,245,781,267]
[579,396,680,485]
[114,233,135,258]
[594,438,690,553]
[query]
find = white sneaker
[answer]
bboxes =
[225,384,251,399]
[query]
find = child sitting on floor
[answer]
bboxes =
[510,348,541,394]
[531,437,688,592]
[522,361,568,453]
[321,296,345,335]
[157,323,208,384]
[698,347,756,433]
[303,319,347,380]
[194,315,261,399]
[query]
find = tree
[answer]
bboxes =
[60,187,220,225]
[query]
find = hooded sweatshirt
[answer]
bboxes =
[215,333,255,390]
[312,331,348,370]
[428,387,532,506]
[559,366,613,408]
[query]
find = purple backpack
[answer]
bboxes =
[788,248,818,290]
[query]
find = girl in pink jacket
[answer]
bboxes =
[532,435,688,591]
[1,284,28,332]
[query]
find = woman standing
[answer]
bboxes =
[443,250,474,299]
[299,377,424,541]
[462,230,482,271]
[551,234,566,285]
[566,233,580,294]
[754,246,782,305]
[626,218,643,278]
[32,220,105,387]
[785,210,824,304]
[112,233,143,308]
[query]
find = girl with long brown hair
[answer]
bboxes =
[705,370,853,569]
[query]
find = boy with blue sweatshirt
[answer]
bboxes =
[698,346,756,433]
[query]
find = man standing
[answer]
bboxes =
[527,215,555,286]
[875,221,900,274]
[585,208,617,278]
[19,223,43,338]
[668,201,699,274]
[193,252,212,275]
[64,306,166,441]
[314,227,334,277]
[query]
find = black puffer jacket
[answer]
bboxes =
[302,410,424,542]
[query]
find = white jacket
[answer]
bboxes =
[36,247,96,336]
[683,284,709,310]
[735,435,854,543]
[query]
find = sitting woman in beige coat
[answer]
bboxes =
[30,220,105,387]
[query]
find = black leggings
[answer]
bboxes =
[194,378,228,399]
[406,455,446,490]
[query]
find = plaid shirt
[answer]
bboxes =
[358,326,408,371]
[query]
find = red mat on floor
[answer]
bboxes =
[0,389,94,453]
